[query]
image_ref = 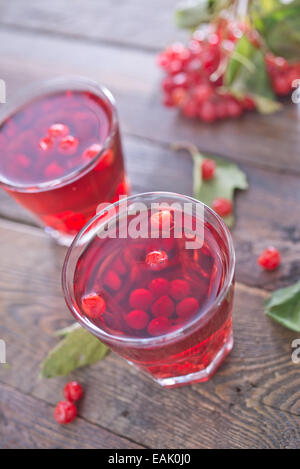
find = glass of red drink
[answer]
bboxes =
[62,192,235,388]
[0,77,128,245]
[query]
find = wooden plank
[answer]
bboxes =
[0,382,144,449]
[0,220,300,448]
[1,137,300,291]
[0,29,299,172]
[0,0,186,51]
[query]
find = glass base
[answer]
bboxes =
[45,226,75,246]
[142,333,234,389]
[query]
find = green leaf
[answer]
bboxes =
[172,143,248,227]
[252,0,300,62]
[264,281,300,332]
[225,34,281,113]
[41,325,109,378]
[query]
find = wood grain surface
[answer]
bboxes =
[0,1,299,449]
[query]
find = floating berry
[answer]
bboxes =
[152,295,175,318]
[169,279,190,301]
[149,278,169,298]
[212,198,232,217]
[95,149,114,171]
[54,401,77,425]
[176,297,199,319]
[150,210,173,231]
[130,289,153,310]
[39,135,54,151]
[48,123,69,138]
[81,292,106,319]
[82,143,102,160]
[202,158,216,181]
[17,153,30,168]
[125,310,149,330]
[59,135,79,154]
[258,247,281,271]
[145,250,168,271]
[147,316,170,336]
[44,162,64,179]
[104,270,121,291]
[63,381,83,403]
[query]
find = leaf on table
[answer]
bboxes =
[264,281,300,332]
[41,324,109,378]
[225,34,281,114]
[172,143,248,227]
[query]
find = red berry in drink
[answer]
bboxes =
[152,295,175,318]
[59,135,79,154]
[129,288,153,310]
[39,135,54,151]
[147,316,171,336]
[169,279,190,301]
[150,210,172,231]
[176,297,199,318]
[63,381,83,402]
[95,148,114,171]
[145,250,168,271]
[125,310,149,330]
[258,247,281,271]
[81,292,106,319]
[149,278,169,298]
[202,158,216,180]
[82,143,102,160]
[48,123,69,138]
[212,198,232,217]
[104,270,122,291]
[44,162,64,179]
[54,401,77,424]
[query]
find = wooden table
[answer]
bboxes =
[1,1,300,449]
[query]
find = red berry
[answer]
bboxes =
[199,101,217,123]
[44,162,64,179]
[48,123,69,138]
[194,84,214,103]
[182,98,197,118]
[129,289,153,310]
[54,401,77,424]
[150,210,172,231]
[149,278,169,298]
[39,135,54,151]
[82,143,102,160]
[212,198,232,217]
[59,135,79,154]
[242,96,255,110]
[145,250,168,271]
[81,292,106,319]
[202,158,216,180]
[95,149,114,171]
[147,316,170,336]
[226,98,243,118]
[152,295,175,318]
[176,297,199,319]
[169,279,190,301]
[104,270,121,291]
[125,310,149,330]
[258,247,281,271]
[63,381,83,402]
[273,75,291,96]
[171,87,187,106]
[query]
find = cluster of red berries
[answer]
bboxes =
[158,30,300,122]
[54,381,83,424]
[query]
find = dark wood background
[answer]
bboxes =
[0,0,300,449]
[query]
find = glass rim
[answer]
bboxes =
[0,75,119,192]
[62,191,236,348]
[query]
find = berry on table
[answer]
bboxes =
[152,295,175,318]
[147,316,171,336]
[258,247,281,271]
[63,381,83,402]
[54,401,77,424]
[202,158,216,180]
[125,310,150,330]
[48,123,69,138]
[169,279,190,301]
[81,292,106,319]
[145,250,168,271]
[212,197,232,217]
[176,297,199,318]
[129,288,153,310]
[149,277,169,298]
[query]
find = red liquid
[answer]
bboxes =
[0,90,128,238]
[74,210,234,386]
